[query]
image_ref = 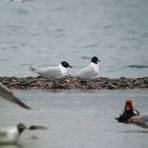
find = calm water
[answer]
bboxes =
[0,89,148,148]
[0,0,148,77]
[0,0,148,148]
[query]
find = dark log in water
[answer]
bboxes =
[0,76,148,90]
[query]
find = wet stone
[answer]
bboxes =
[0,76,147,90]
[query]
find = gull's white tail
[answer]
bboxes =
[28,66,40,73]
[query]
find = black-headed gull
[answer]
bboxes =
[76,56,100,88]
[128,113,148,128]
[0,83,30,109]
[0,123,27,145]
[29,61,72,88]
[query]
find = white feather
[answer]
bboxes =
[29,63,69,80]
[129,113,148,128]
[0,127,19,144]
[76,62,100,80]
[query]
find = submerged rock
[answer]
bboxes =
[0,76,148,90]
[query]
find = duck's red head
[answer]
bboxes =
[124,99,133,111]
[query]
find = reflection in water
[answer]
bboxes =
[80,56,91,60]
[4,0,35,2]
[120,130,148,134]
[127,65,148,69]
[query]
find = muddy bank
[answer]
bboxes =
[0,76,148,90]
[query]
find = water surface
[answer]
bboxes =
[0,0,148,77]
[0,1,148,148]
[0,89,148,148]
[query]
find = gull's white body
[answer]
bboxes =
[0,127,19,144]
[76,62,99,80]
[29,63,69,80]
[129,113,148,128]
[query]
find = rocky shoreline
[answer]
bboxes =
[0,76,148,90]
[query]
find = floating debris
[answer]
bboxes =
[127,65,148,69]
[29,135,38,139]
[29,125,48,130]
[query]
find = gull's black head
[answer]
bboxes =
[17,123,27,134]
[91,56,100,64]
[61,61,72,68]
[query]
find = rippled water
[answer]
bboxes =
[0,0,148,148]
[0,89,148,148]
[0,0,148,77]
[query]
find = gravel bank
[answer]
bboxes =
[0,76,148,90]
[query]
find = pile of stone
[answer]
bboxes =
[0,76,148,90]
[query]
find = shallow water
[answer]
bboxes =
[0,89,148,148]
[0,0,148,78]
[0,0,148,147]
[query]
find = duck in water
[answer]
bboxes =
[116,99,140,123]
